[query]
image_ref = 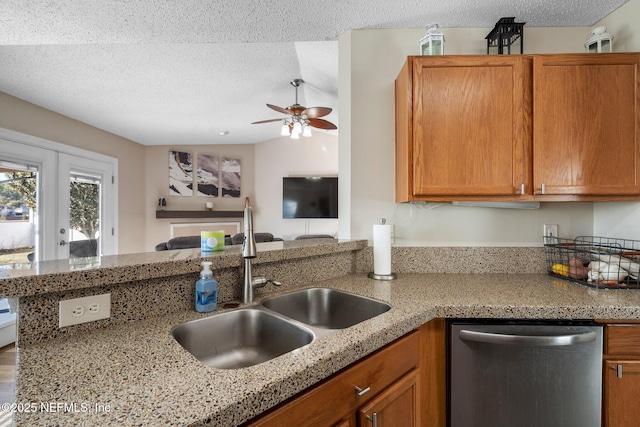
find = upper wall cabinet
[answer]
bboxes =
[533,54,640,197]
[395,53,640,203]
[395,55,532,201]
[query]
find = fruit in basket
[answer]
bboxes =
[568,258,588,279]
[551,263,569,277]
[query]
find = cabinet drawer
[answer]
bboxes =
[246,330,419,427]
[606,324,640,355]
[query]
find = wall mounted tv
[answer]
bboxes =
[283,177,338,219]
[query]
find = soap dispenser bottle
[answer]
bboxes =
[196,261,217,312]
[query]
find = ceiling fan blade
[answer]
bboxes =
[251,118,283,124]
[267,104,292,115]
[309,118,337,130]
[303,107,332,118]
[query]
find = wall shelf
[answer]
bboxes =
[155,210,243,219]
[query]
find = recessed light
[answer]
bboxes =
[218,131,229,136]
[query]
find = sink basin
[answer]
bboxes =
[172,309,314,369]
[261,288,391,329]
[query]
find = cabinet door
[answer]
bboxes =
[411,56,531,197]
[604,360,640,427]
[244,332,419,427]
[533,53,640,196]
[357,369,420,427]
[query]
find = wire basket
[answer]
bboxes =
[543,236,640,289]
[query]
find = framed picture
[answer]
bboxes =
[221,157,241,198]
[196,154,219,197]
[169,151,193,196]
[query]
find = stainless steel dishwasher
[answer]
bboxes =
[449,320,603,427]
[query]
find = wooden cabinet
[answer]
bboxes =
[395,53,640,202]
[244,327,424,427]
[602,322,640,427]
[395,55,532,201]
[357,369,420,427]
[533,54,640,197]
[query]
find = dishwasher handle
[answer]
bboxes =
[459,329,597,347]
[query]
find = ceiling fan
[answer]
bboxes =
[252,79,337,138]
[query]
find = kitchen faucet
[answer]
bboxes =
[242,198,280,304]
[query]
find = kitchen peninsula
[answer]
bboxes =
[2,240,640,426]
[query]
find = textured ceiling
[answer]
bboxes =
[0,0,628,145]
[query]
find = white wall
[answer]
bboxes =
[339,26,601,246]
[254,133,339,240]
[593,0,640,240]
[144,144,255,250]
[597,0,640,52]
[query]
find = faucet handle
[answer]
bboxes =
[251,277,282,288]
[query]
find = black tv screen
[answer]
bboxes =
[283,177,338,219]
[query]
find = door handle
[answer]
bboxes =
[459,329,597,346]
[59,240,68,246]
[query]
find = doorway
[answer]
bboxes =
[0,129,118,264]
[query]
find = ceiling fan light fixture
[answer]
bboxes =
[253,78,337,138]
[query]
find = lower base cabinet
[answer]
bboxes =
[357,369,420,427]
[244,328,423,427]
[604,360,640,427]
[602,321,640,427]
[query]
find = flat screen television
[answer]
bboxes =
[283,177,338,219]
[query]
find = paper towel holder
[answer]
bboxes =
[368,218,397,281]
[368,271,397,280]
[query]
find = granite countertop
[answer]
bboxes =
[0,239,364,298]
[14,273,640,426]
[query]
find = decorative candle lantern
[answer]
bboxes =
[420,24,445,55]
[585,26,613,53]
[486,17,525,54]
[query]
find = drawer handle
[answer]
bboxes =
[355,386,371,396]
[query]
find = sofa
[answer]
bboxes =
[155,232,281,251]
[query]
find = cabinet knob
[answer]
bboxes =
[355,386,371,396]
[541,183,546,195]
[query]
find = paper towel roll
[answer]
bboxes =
[373,223,393,275]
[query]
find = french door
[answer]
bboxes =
[0,129,117,263]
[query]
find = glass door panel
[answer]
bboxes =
[57,154,115,260]
[0,162,38,264]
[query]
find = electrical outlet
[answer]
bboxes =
[544,224,559,237]
[59,294,111,328]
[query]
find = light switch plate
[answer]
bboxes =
[59,294,111,328]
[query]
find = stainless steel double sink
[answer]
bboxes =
[171,288,391,369]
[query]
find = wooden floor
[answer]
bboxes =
[0,343,15,427]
